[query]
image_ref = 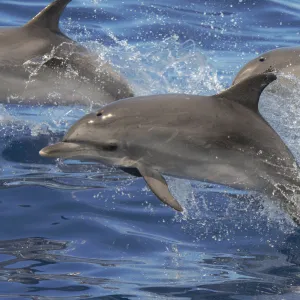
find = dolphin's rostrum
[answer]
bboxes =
[40,73,300,223]
[0,0,134,106]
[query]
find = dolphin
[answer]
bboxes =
[232,47,300,86]
[39,73,300,223]
[0,0,134,106]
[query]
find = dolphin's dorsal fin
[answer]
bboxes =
[137,164,183,212]
[24,0,72,32]
[217,73,277,113]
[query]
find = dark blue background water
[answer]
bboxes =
[1,0,300,299]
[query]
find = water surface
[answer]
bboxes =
[1,0,300,299]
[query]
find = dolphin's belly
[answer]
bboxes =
[133,134,299,195]
[157,153,298,194]
[0,70,114,107]
[151,150,271,191]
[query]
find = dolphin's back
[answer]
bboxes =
[103,89,299,193]
[0,0,72,63]
[233,47,300,85]
[0,0,134,106]
[0,27,64,64]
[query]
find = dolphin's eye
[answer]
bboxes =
[96,110,103,117]
[259,57,266,62]
[103,142,118,151]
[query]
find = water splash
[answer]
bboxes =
[85,32,223,96]
[260,74,300,162]
[168,177,297,242]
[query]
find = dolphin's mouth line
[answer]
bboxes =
[39,141,119,163]
[40,142,139,172]
[39,142,91,159]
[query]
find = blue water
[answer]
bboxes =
[1,0,300,299]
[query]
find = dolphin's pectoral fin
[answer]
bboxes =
[120,167,142,177]
[137,164,183,212]
[24,0,72,33]
[217,73,277,113]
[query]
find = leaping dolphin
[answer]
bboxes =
[39,73,300,224]
[232,47,300,86]
[0,0,134,106]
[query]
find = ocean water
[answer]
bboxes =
[1,0,300,299]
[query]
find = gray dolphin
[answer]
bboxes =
[0,0,133,106]
[39,73,300,223]
[233,47,300,85]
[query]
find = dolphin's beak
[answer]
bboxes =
[39,142,81,158]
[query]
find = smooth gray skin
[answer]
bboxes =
[0,0,133,106]
[40,73,300,223]
[233,47,300,85]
